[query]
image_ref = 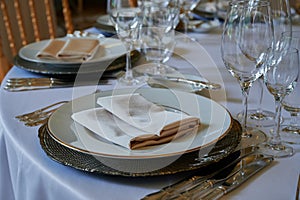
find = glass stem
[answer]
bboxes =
[257,78,264,114]
[241,84,251,132]
[125,45,133,80]
[270,96,283,145]
[184,12,189,35]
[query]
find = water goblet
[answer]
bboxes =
[221,0,273,147]
[135,2,178,76]
[259,48,299,157]
[107,0,146,86]
[137,27,176,76]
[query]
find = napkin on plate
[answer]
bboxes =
[71,94,200,150]
[36,38,100,61]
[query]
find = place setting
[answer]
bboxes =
[2,0,300,200]
[29,0,276,196]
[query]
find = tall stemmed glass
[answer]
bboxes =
[108,0,145,85]
[241,0,292,127]
[135,0,179,76]
[221,0,273,147]
[259,48,299,157]
[280,31,300,144]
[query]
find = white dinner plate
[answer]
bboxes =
[18,37,126,65]
[48,88,231,160]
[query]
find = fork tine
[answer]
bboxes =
[25,118,49,127]
[15,101,68,120]
[18,109,56,122]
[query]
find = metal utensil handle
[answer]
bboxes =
[200,187,225,200]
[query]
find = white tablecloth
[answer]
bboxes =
[1,26,300,200]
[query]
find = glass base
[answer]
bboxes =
[117,75,147,86]
[258,142,294,158]
[134,63,177,76]
[238,127,267,149]
[280,125,300,144]
[237,109,278,127]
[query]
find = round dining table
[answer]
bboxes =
[1,25,300,200]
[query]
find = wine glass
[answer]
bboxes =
[239,0,292,127]
[280,31,300,144]
[134,1,179,76]
[259,48,299,157]
[136,27,176,76]
[221,0,273,147]
[179,0,201,37]
[107,0,146,86]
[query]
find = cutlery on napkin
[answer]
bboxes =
[71,93,200,149]
[37,38,100,61]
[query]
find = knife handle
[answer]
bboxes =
[141,176,204,200]
[200,187,226,200]
[179,180,215,199]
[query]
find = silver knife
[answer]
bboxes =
[150,76,222,90]
[141,146,257,200]
[198,155,274,200]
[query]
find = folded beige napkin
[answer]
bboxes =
[36,38,100,61]
[71,94,200,150]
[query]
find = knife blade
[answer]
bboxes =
[141,146,257,200]
[199,155,274,200]
[150,76,222,90]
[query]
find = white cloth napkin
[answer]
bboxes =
[36,38,100,61]
[71,94,200,150]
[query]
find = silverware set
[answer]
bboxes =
[4,75,222,92]
[4,77,110,92]
[142,147,273,200]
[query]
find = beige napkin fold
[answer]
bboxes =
[36,38,100,61]
[71,94,200,150]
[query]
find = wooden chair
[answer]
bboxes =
[0,0,74,82]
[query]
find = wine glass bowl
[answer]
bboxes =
[137,27,176,75]
[139,0,180,29]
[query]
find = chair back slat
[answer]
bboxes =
[0,0,74,83]
[62,0,74,34]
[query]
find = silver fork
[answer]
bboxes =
[15,90,101,127]
[16,101,68,126]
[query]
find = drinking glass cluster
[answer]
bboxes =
[222,0,299,157]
